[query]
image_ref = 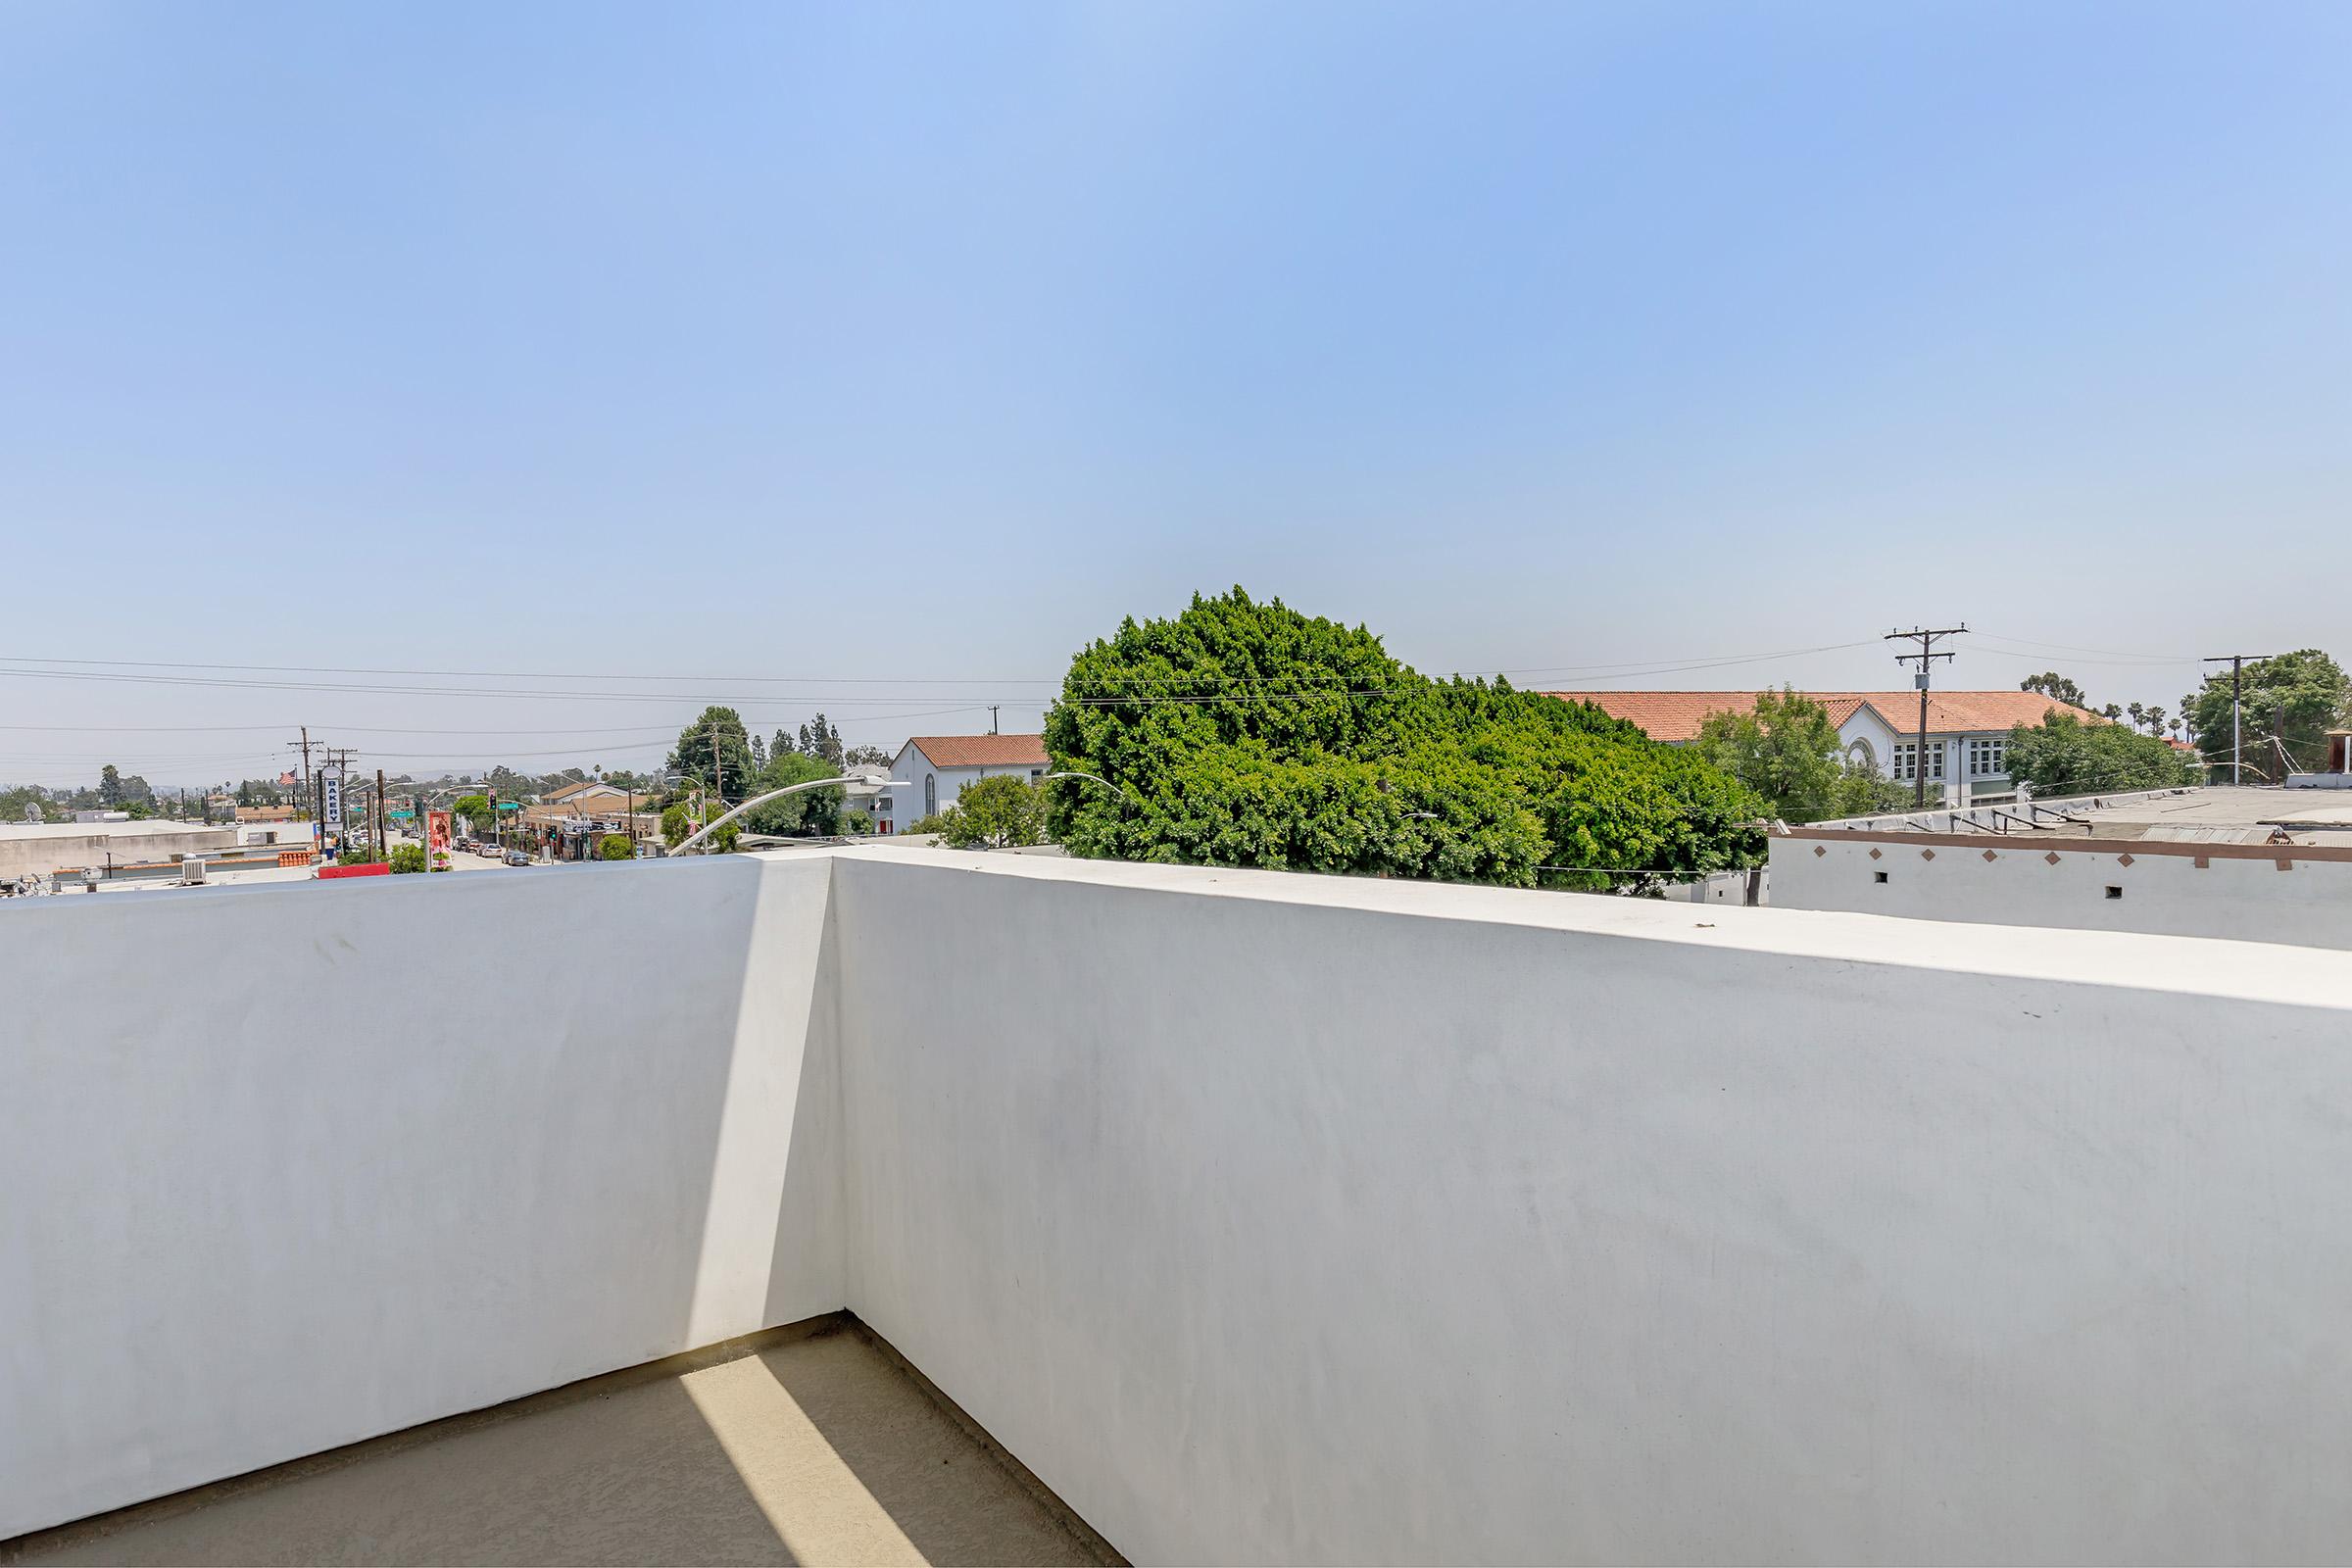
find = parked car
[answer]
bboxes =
[505,850,531,866]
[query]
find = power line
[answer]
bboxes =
[1969,630,2200,663]
[0,638,1882,690]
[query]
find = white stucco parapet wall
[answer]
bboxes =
[9,848,2352,1561]
[1772,827,2352,949]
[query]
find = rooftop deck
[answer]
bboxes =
[9,847,2352,1561]
[6,1319,1113,1567]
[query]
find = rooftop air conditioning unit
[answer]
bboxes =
[180,856,208,886]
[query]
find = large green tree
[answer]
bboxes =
[796,713,845,766]
[2007,713,2199,797]
[1695,688,1910,823]
[1042,589,1764,892]
[667,707,756,798]
[2184,649,2349,781]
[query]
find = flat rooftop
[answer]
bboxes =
[3,1321,1116,1568]
[1810,785,2352,845]
[0,820,227,841]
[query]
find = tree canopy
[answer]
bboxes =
[937,775,1049,850]
[1694,688,1910,823]
[1041,588,1764,891]
[741,750,846,836]
[668,707,755,797]
[2020,671,2090,710]
[2006,712,2198,797]
[2184,649,2349,781]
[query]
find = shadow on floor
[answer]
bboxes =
[8,1320,1112,1568]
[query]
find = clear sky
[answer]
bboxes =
[2,1,2346,786]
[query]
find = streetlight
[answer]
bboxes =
[672,772,910,856]
[1042,769,1116,791]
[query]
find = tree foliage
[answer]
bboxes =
[937,775,1048,849]
[1695,688,1911,823]
[668,707,755,797]
[2184,649,2349,780]
[662,798,740,853]
[0,785,45,824]
[2006,713,2199,797]
[2020,671,2090,710]
[742,750,844,836]
[1041,589,1764,891]
[796,713,845,767]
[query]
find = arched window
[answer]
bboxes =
[1845,737,1877,772]
[924,773,937,815]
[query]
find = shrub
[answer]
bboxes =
[937,776,1048,850]
[599,834,634,860]
[1044,589,1764,891]
[387,844,427,874]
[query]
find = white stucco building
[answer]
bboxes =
[1544,689,2107,806]
[885,733,1049,832]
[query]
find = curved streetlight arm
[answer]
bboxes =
[673,775,909,856]
[1042,769,1115,791]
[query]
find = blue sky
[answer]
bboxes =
[2,2,2346,784]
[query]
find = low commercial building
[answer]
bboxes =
[1545,689,2106,806]
[887,733,1049,831]
[0,819,238,882]
[1770,783,2352,948]
[521,783,657,858]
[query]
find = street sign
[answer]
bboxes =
[389,809,415,819]
[497,801,520,810]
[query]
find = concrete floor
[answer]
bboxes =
[8,1323,1117,1567]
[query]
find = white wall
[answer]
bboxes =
[0,823,238,880]
[894,743,1045,826]
[0,855,845,1541]
[828,850,2352,1564]
[15,848,2352,1562]
[1773,833,2352,950]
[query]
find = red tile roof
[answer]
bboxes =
[1542,690,2105,743]
[902,734,1049,768]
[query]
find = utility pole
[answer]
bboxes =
[989,705,1000,736]
[376,768,387,858]
[1886,625,1967,809]
[2202,654,2278,786]
[286,725,318,861]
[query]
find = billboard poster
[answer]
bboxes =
[426,808,454,872]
